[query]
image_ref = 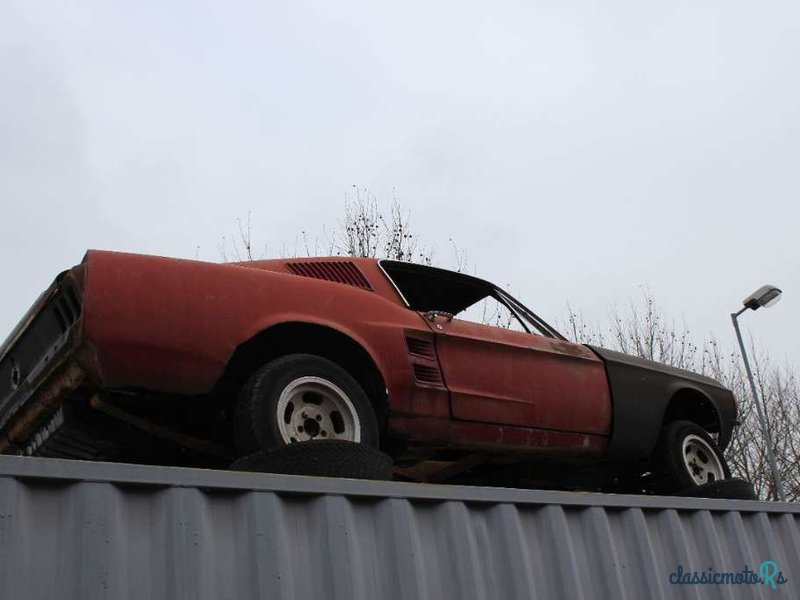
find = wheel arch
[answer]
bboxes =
[662,386,722,436]
[217,321,389,425]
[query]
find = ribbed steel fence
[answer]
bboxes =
[0,456,797,599]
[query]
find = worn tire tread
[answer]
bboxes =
[670,478,757,500]
[230,440,393,480]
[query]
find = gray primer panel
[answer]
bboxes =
[0,456,797,599]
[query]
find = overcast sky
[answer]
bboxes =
[1,1,798,368]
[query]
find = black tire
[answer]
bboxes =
[670,478,757,501]
[229,440,393,480]
[234,354,379,455]
[653,420,731,492]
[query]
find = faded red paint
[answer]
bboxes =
[429,318,611,434]
[73,250,612,454]
[389,416,608,454]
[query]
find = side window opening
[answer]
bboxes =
[380,260,561,337]
[453,295,528,332]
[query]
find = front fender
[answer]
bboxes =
[587,346,736,461]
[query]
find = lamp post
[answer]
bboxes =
[730,284,785,501]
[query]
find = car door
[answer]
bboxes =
[427,313,611,435]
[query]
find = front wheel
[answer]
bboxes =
[653,420,731,492]
[234,354,379,455]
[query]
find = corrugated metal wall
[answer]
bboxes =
[0,456,797,600]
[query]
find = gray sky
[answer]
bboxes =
[1,1,798,368]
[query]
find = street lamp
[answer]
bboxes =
[731,284,785,501]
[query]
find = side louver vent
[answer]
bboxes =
[406,337,435,360]
[413,364,443,386]
[286,261,373,290]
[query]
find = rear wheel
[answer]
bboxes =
[234,354,379,455]
[653,420,730,492]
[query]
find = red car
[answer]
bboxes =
[0,251,736,492]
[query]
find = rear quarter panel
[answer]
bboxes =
[82,251,427,412]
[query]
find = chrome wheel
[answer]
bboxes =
[682,434,726,485]
[276,376,362,444]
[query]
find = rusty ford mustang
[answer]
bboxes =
[0,251,737,492]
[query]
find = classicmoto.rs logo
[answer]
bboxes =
[668,562,788,589]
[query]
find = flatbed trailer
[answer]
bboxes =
[0,455,796,599]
